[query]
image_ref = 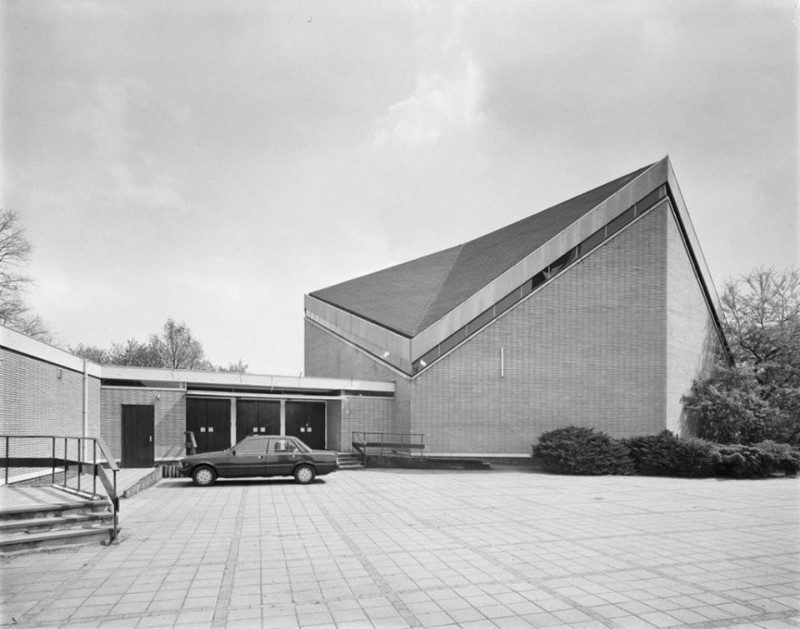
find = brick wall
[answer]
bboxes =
[305,203,719,455]
[340,397,397,451]
[411,206,669,454]
[100,388,186,461]
[1,346,102,478]
[304,324,403,448]
[326,400,343,450]
[665,211,720,435]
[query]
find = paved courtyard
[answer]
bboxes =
[1,469,798,629]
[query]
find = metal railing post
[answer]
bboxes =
[52,436,56,484]
[64,437,68,487]
[77,437,81,494]
[4,437,8,485]
[93,440,97,497]
[112,470,118,542]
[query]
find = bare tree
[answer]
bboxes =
[0,209,52,341]
[110,338,161,367]
[70,343,112,364]
[721,267,800,388]
[218,358,249,374]
[150,318,211,370]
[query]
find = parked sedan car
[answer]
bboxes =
[178,435,338,486]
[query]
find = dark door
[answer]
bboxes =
[121,405,154,468]
[285,402,326,450]
[186,398,231,453]
[236,400,280,439]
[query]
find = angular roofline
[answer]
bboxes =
[411,158,669,355]
[306,157,731,373]
[310,163,653,337]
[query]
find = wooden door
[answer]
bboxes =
[285,402,326,450]
[236,400,280,439]
[186,398,231,453]
[121,405,154,468]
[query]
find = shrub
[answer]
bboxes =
[625,431,718,477]
[684,365,800,446]
[746,441,800,477]
[714,444,769,478]
[532,426,634,475]
[712,442,799,478]
[683,367,773,444]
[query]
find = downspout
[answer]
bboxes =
[83,359,89,458]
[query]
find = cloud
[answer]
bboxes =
[369,58,482,149]
[69,81,196,215]
[367,4,483,149]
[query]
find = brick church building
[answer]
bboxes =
[304,156,727,455]
[2,156,727,466]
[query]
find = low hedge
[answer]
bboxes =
[625,431,718,478]
[532,426,800,479]
[531,426,634,475]
[715,441,800,478]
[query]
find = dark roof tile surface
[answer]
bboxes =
[311,163,654,336]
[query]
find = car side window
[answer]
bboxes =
[272,439,298,453]
[236,438,267,454]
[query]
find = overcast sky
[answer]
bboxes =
[2,0,798,375]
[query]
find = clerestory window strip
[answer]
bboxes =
[411,185,668,374]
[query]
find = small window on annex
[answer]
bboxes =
[495,288,522,315]
[548,248,577,275]
[439,328,467,355]
[605,206,635,237]
[579,228,605,256]
[466,308,494,335]
[529,270,547,292]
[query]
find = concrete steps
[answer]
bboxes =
[0,492,116,554]
[338,453,364,470]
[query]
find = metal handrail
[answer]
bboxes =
[351,431,426,467]
[1,434,120,543]
[352,432,368,466]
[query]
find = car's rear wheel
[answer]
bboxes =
[294,465,315,484]
[192,465,216,487]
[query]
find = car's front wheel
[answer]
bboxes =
[294,465,316,484]
[192,465,216,487]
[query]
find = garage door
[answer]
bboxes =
[236,400,280,438]
[285,401,326,450]
[186,398,231,453]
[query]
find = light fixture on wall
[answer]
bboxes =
[56,368,63,380]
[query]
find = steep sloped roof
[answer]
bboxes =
[310,163,654,337]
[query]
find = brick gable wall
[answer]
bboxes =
[411,205,669,454]
[665,210,720,434]
[304,202,721,455]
